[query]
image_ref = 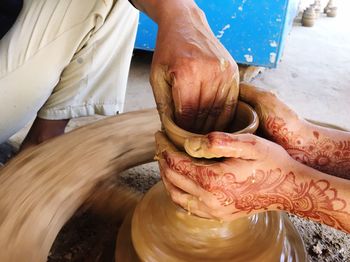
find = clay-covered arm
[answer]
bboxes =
[156,131,350,233]
[240,83,350,179]
[128,0,198,24]
[129,0,240,133]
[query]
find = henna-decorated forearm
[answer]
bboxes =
[264,115,350,179]
[163,151,350,233]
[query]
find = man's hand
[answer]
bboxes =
[145,1,239,133]
[155,131,293,220]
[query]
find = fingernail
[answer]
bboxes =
[186,137,202,151]
[184,137,204,157]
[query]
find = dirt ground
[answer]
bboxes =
[47,163,160,262]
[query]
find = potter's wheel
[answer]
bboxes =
[0,102,307,262]
[115,182,306,262]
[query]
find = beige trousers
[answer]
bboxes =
[0,0,139,143]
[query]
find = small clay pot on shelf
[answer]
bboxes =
[327,7,337,17]
[311,1,321,17]
[324,0,334,14]
[302,7,316,27]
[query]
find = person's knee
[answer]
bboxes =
[21,117,70,150]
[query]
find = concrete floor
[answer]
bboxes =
[252,1,350,130]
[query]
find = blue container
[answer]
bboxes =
[134,0,300,68]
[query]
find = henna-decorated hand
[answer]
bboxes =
[239,82,305,141]
[240,83,350,178]
[150,5,239,134]
[156,131,350,233]
[156,131,295,221]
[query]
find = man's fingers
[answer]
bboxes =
[193,79,222,133]
[151,63,240,134]
[185,132,268,160]
[150,66,174,118]
[213,76,239,132]
[171,72,201,131]
[201,79,232,133]
[212,63,239,131]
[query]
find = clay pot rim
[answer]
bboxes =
[161,101,259,149]
[327,6,337,11]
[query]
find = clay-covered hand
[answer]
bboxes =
[156,131,295,220]
[150,7,239,134]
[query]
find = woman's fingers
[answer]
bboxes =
[159,159,204,197]
[161,149,224,181]
[239,83,300,134]
[185,132,269,160]
[168,185,213,218]
[160,171,214,219]
[160,159,225,209]
[162,167,243,220]
[160,152,232,207]
[239,82,267,107]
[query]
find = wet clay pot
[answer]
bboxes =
[302,7,316,27]
[115,102,307,262]
[161,101,259,150]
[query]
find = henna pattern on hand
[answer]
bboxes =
[163,151,350,233]
[264,116,350,178]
